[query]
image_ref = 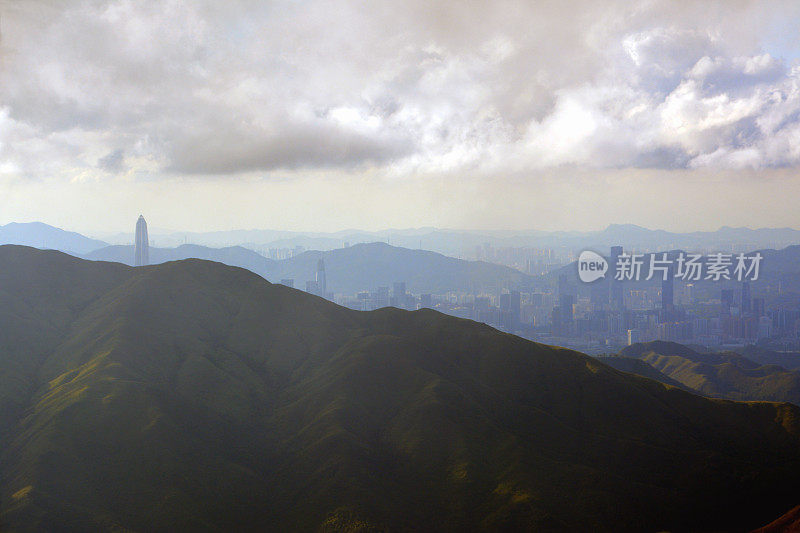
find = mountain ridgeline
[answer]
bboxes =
[83,241,534,294]
[0,222,108,255]
[604,341,800,406]
[2,245,800,531]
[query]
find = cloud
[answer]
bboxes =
[0,0,799,184]
[164,108,414,174]
[97,148,126,173]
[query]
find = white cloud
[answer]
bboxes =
[0,0,799,232]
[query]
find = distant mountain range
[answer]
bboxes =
[84,242,274,278]
[0,222,108,254]
[0,219,800,296]
[603,341,800,405]
[3,245,800,531]
[5,220,800,258]
[82,241,534,293]
[97,222,800,255]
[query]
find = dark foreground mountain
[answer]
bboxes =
[2,246,800,532]
[618,341,800,405]
[83,241,533,293]
[752,504,800,533]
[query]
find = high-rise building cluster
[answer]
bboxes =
[308,244,796,354]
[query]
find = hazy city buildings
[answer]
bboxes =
[282,243,799,354]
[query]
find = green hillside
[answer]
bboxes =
[619,341,800,405]
[596,356,692,392]
[2,246,800,531]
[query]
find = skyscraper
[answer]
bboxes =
[316,258,327,298]
[393,281,407,308]
[660,263,675,323]
[498,290,522,331]
[741,281,752,314]
[609,246,623,309]
[589,278,608,310]
[134,215,149,267]
[499,292,512,330]
[558,293,574,334]
[721,289,734,315]
[558,274,572,299]
[510,290,521,327]
[661,263,674,309]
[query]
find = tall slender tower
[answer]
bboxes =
[134,215,149,266]
[316,258,327,298]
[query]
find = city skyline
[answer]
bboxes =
[3,214,792,355]
[2,1,800,234]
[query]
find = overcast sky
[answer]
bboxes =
[1,0,800,234]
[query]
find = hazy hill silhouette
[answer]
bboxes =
[267,242,533,293]
[83,241,532,293]
[2,246,800,531]
[84,243,275,277]
[0,222,108,254]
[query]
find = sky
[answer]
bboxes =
[1,0,800,235]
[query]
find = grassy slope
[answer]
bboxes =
[620,341,800,405]
[596,356,691,391]
[2,246,800,531]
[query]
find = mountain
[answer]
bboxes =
[266,242,534,293]
[0,222,107,254]
[2,245,800,531]
[595,356,692,391]
[83,241,534,294]
[82,243,275,277]
[736,345,800,371]
[97,224,800,256]
[618,341,800,405]
[7,220,800,268]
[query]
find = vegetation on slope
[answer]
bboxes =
[619,340,800,405]
[1,246,800,531]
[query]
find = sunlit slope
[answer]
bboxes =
[620,341,800,405]
[1,245,800,532]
